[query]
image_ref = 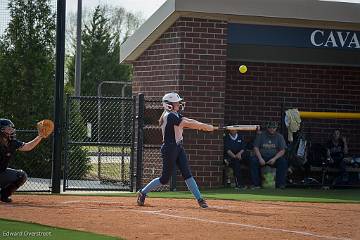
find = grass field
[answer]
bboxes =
[0,219,120,240]
[88,162,130,181]
[130,187,360,203]
[56,187,360,203]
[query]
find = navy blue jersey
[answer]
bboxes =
[0,139,24,172]
[224,133,245,156]
[161,111,183,145]
[326,139,345,160]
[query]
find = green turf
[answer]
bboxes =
[0,218,121,240]
[143,188,360,203]
[43,187,360,203]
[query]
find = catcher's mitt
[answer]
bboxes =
[37,119,54,138]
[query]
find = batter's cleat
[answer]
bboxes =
[197,198,208,208]
[137,190,146,206]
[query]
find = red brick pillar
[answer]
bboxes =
[132,17,227,189]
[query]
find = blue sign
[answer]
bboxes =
[228,23,360,51]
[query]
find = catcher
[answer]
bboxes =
[0,118,53,203]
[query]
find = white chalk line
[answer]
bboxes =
[138,210,352,240]
[63,201,352,240]
[58,201,352,240]
[61,200,121,204]
[6,200,352,240]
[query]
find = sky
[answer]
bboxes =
[66,0,360,17]
[66,0,360,19]
[1,0,360,35]
[66,0,167,20]
[0,0,167,36]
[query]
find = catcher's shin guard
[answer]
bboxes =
[1,170,27,203]
[1,184,17,203]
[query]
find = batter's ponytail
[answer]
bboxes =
[158,111,166,126]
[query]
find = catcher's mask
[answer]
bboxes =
[162,92,185,111]
[0,118,16,140]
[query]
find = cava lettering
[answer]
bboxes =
[311,30,360,49]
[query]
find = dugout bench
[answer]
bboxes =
[283,109,360,188]
[309,165,360,188]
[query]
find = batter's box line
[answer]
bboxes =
[144,211,351,240]
[60,200,123,204]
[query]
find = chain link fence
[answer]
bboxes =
[9,95,178,193]
[14,130,52,192]
[142,98,175,191]
[63,96,136,191]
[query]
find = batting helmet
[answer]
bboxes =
[162,92,185,111]
[0,118,16,140]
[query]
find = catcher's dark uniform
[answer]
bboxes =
[0,119,28,203]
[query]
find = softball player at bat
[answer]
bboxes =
[0,119,44,203]
[137,92,214,208]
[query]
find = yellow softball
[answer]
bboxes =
[239,65,247,74]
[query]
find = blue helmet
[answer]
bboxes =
[0,118,16,140]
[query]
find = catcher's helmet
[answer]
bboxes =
[162,92,185,111]
[0,118,16,140]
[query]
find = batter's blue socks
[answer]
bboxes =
[141,177,161,195]
[185,177,202,200]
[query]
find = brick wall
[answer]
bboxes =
[132,17,227,189]
[226,61,360,154]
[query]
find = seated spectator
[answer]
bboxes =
[224,129,246,189]
[326,129,349,184]
[250,121,288,189]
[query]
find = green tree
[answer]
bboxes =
[0,0,55,179]
[0,0,55,126]
[66,5,139,97]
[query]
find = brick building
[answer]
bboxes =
[120,0,360,189]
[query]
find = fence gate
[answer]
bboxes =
[63,96,136,191]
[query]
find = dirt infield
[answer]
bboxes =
[0,195,359,240]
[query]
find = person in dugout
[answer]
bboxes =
[250,121,288,189]
[224,129,247,189]
[0,118,44,203]
[326,129,350,184]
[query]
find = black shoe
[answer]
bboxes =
[0,188,12,203]
[0,195,12,203]
[197,198,208,208]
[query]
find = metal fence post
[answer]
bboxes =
[130,96,136,192]
[136,93,144,191]
[52,0,66,194]
[62,95,71,192]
